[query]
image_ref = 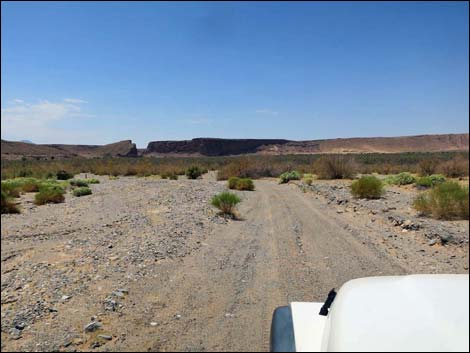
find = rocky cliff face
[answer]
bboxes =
[1,140,138,160]
[144,134,469,156]
[145,138,291,156]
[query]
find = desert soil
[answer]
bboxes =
[1,173,468,352]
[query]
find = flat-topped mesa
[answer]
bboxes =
[1,139,138,160]
[145,138,291,156]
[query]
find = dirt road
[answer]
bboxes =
[1,176,467,352]
[108,180,406,352]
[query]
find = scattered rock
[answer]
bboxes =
[84,321,102,332]
[98,334,113,341]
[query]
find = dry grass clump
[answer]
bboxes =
[211,192,241,217]
[350,176,384,199]
[72,186,92,197]
[227,177,255,191]
[313,155,356,179]
[34,185,65,205]
[1,190,20,214]
[438,157,469,178]
[413,181,469,220]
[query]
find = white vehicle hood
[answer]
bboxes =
[291,274,469,352]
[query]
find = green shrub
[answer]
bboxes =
[1,190,20,214]
[413,181,469,220]
[228,177,254,191]
[211,192,241,217]
[236,178,255,191]
[302,176,313,185]
[1,181,21,198]
[228,177,240,189]
[70,179,89,187]
[34,186,65,205]
[279,171,301,184]
[1,178,42,194]
[385,172,416,185]
[415,174,446,189]
[73,187,92,197]
[86,178,100,184]
[168,174,178,180]
[185,166,203,179]
[56,170,74,180]
[18,178,42,192]
[350,176,384,199]
[314,155,356,179]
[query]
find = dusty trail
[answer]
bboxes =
[5,176,463,352]
[118,180,405,352]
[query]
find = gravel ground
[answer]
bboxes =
[1,173,468,352]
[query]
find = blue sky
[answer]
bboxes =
[1,1,468,147]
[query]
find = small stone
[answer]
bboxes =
[439,233,453,244]
[98,334,112,341]
[175,314,182,320]
[403,220,413,228]
[150,322,158,326]
[428,239,438,246]
[84,321,102,332]
[61,295,71,301]
[15,322,26,330]
[112,291,124,298]
[9,328,22,339]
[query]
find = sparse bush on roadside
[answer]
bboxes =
[72,187,92,197]
[413,181,469,220]
[1,181,22,198]
[1,190,20,214]
[56,170,74,180]
[302,173,314,185]
[415,174,446,189]
[385,172,416,185]
[279,171,301,184]
[350,176,384,199]
[439,157,469,178]
[1,177,43,194]
[418,159,439,176]
[86,178,100,184]
[70,179,89,187]
[185,166,203,179]
[228,177,240,189]
[211,192,241,217]
[303,177,313,185]
[314,155,356,179]
[168,174,178,180]
[227,176,254,191]
[108,175,119,180]
[34,185,65,205]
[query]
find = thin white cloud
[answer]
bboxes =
[1,98,93,143]
[182,117,211,125]
[63,98,87,104]
[255,108,279,116]
[13,99,24,104]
